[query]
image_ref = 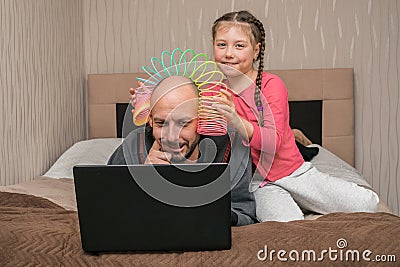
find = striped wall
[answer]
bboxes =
[1,0,398,216]
[83,0,400,215]
[0,0,85,185]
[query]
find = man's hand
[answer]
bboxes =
[144,141,171,164]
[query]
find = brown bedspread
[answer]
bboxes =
[1,192,399,266]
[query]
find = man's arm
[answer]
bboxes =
[107,129,147,165]
[107,144,126,165]
[230,153,258,226]
[227,132,257,226]
[206,133,257,226]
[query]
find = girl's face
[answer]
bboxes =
[213,25,260,79]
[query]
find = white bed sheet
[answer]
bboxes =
[1,140,391,214]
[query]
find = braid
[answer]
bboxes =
[212,11,266,126]
[251,17,266,127]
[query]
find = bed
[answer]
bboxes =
[1,68,399,266]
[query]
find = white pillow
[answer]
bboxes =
[44,138,123,179]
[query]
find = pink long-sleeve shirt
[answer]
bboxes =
[231,72,304,186]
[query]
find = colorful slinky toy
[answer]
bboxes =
[133,48,228,136]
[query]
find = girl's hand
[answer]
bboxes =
[130,81,144,114]
[213,89,254,142]
[213,89,243,130]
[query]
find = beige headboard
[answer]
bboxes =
[87,68,354,166]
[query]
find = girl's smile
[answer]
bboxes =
[213,25,260,79]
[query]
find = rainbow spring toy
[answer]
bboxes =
[133,48,228,136]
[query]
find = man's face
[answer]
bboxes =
[149,84,200,163]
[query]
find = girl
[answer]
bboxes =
[131,10,379,222]
[210,10,378,222]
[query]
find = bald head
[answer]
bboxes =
[150,76,198,110]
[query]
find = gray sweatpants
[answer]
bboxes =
[254,162,379,222]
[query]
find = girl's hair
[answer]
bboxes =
[212,10,266,126]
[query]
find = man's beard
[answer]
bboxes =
[170,141,198,163]
[159,136,200,164]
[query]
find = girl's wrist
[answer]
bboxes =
[236,117,254,142]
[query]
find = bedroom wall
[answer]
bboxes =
[82,0,400,215]
[0,0,85,185]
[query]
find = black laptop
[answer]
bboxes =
[73,163,231,252]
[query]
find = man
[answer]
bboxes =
[108,76,256,226]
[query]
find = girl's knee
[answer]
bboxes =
[358,189,379,212]
[339,187,379,213]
